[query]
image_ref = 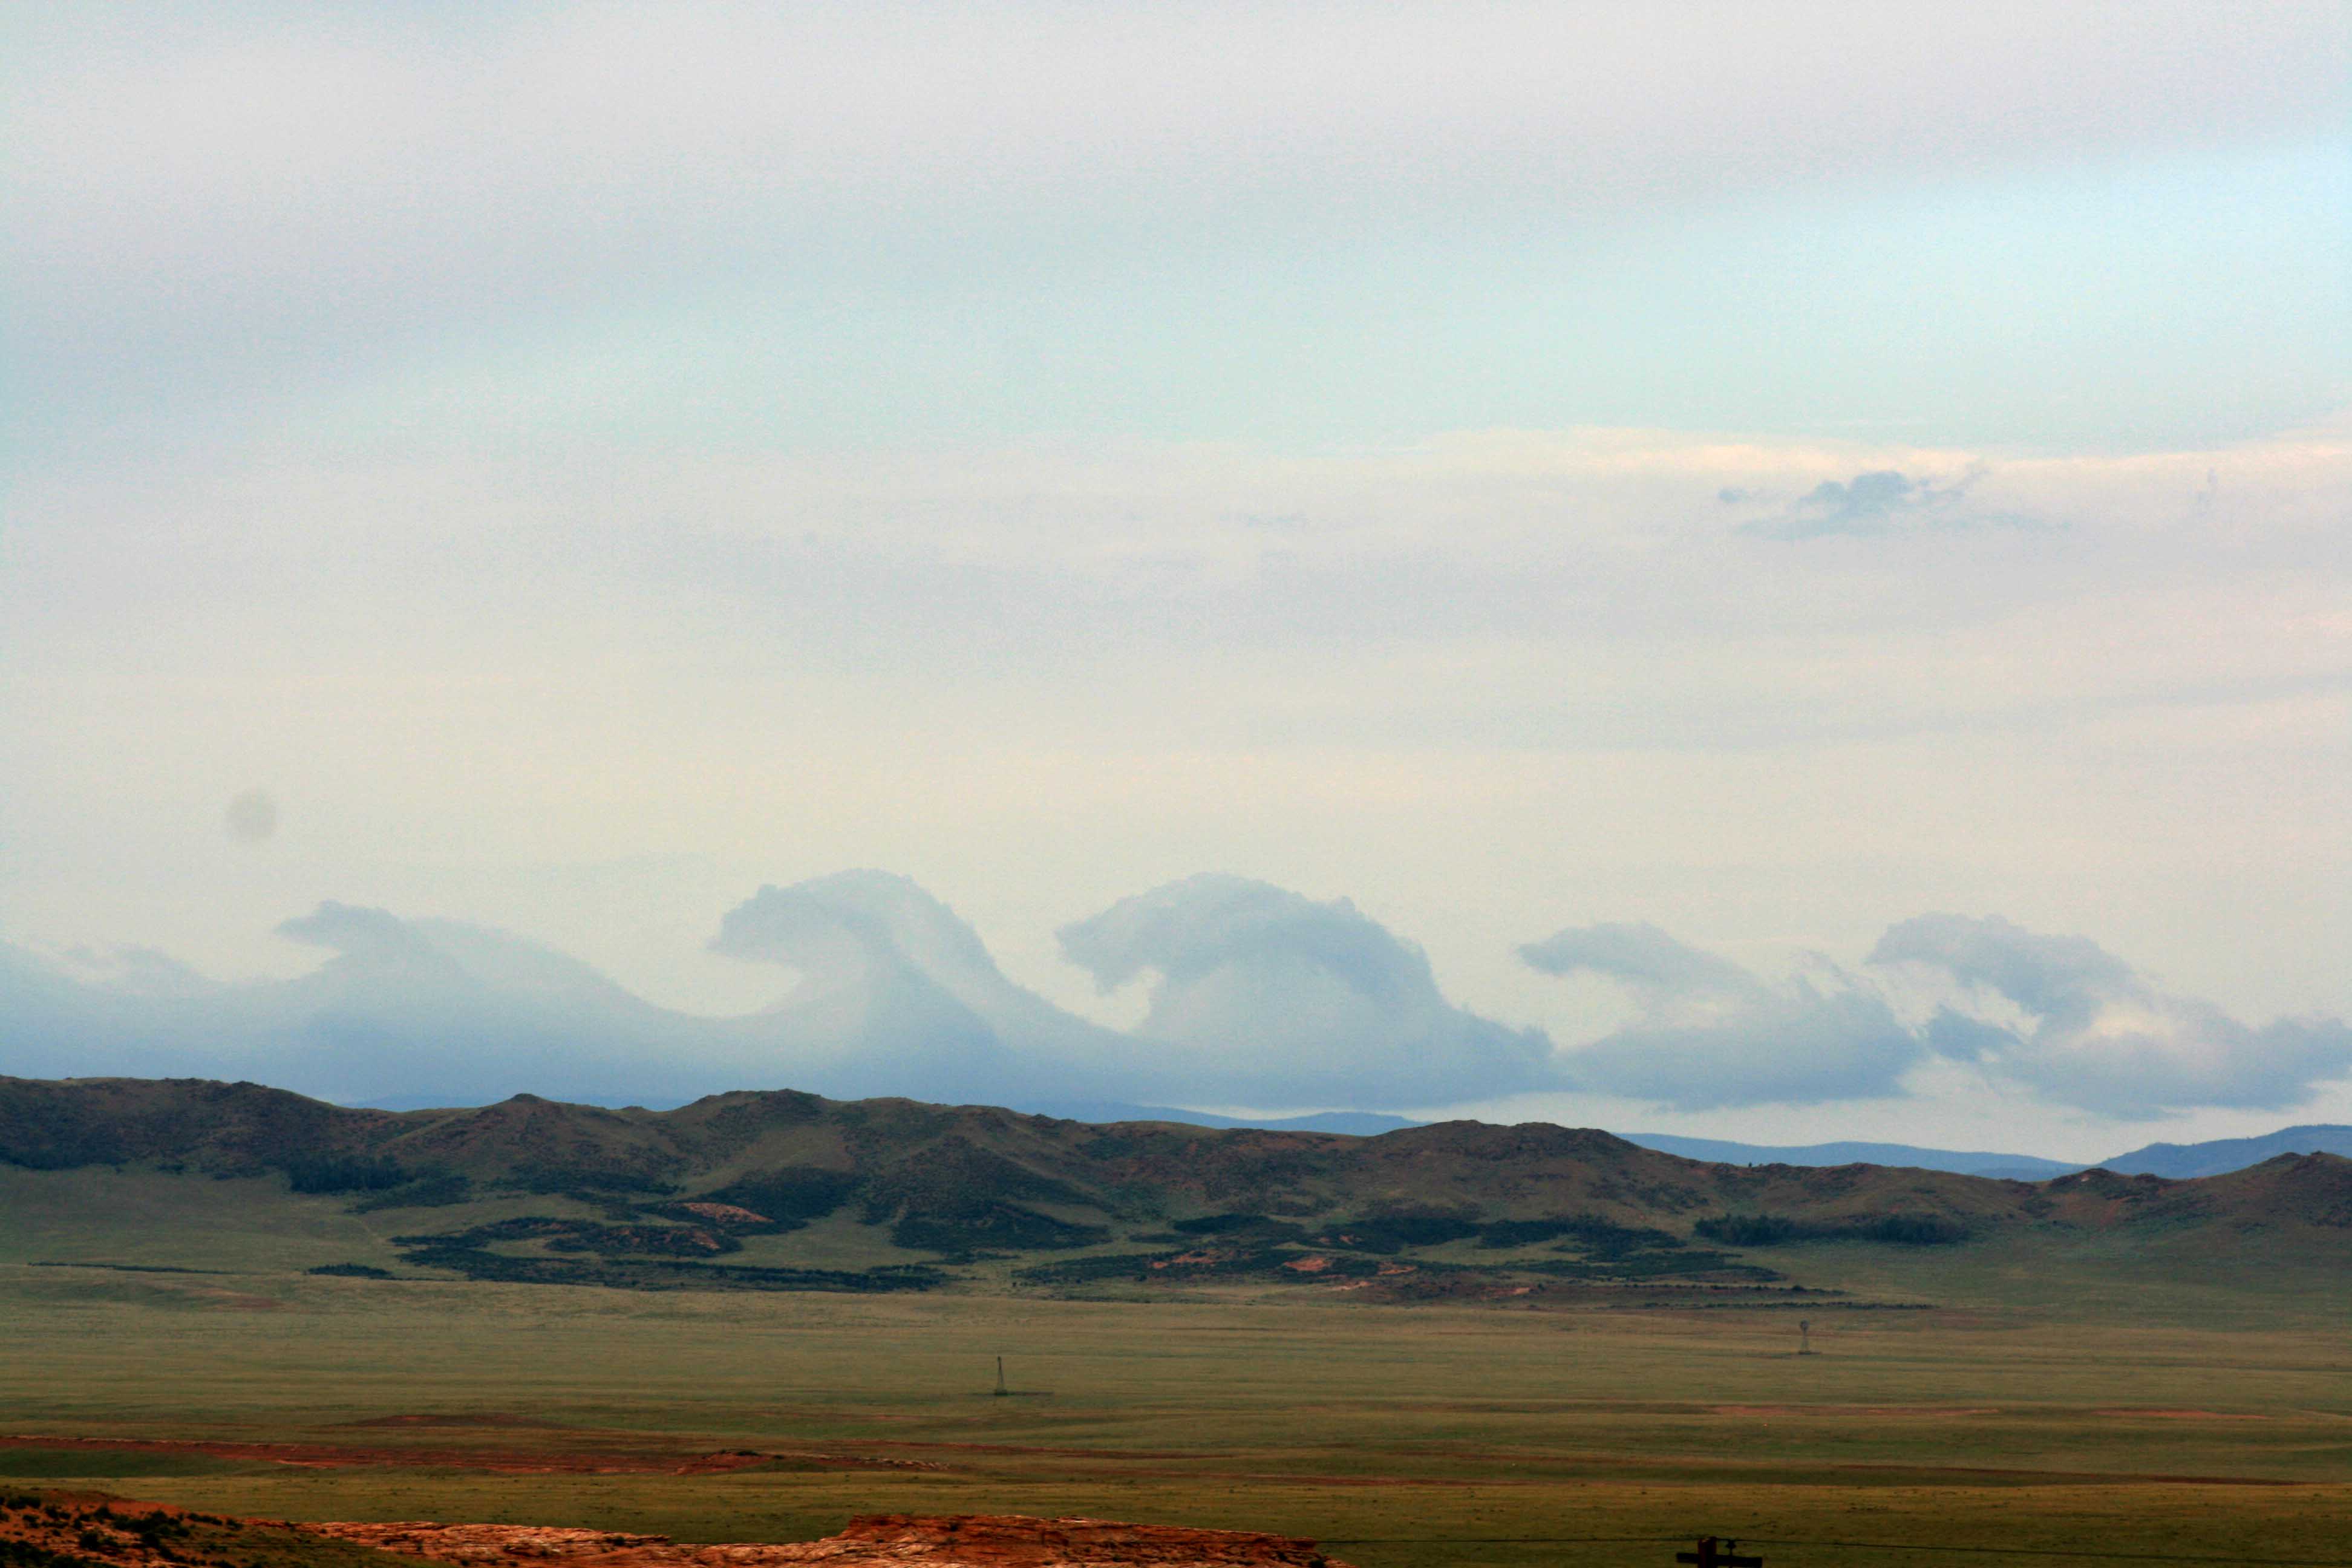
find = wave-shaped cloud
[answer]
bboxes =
[1522,923,1923,1109]
[1058,874,1555,1107]
[6,882,2346,1122]
[1517,913,2352,1116]
[1872,913,2352,1117]
[706,870,1129,1104]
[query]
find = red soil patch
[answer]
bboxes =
[2092,1409,2270,1421]
[313,1515,1353,1568]
[2,1493,1347,1568]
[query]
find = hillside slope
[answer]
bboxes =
[2,1076,2345,1303]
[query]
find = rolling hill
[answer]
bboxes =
[1024,1109,2352,1182]
[2102,1123,2352,1178]
[2,1075,2347,1306]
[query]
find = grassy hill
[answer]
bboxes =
[3,1075,2346,1307]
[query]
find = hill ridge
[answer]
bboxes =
[7,1076,2350,1302]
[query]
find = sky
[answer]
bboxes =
[3,2,2349,1160]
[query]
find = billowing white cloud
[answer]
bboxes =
[5,884,2350,1129]
[1872,913,2352,1116]
[707,871,1129,1104]
[1517,913,2352,1117]
[1058,874,1556,1107]
[11,872,1563,1112]
[1523,923,1925,1109]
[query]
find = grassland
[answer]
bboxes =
[5,1082,2351,1568]
[5,1226,2351,1568]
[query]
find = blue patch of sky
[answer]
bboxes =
[123,134,2352,462]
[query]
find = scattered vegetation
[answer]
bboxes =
[888,1202,1107,1256]
[1310,1214,1480,1252]
[278,1156,407,1195]
[1695,1210,1970,1246]
[1477,1214,1682,1255]
[347,1172,472,1212]
[699,1168,860,1224]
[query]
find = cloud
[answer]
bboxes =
[1519,913,2352,1117]
[1871,913,2352,1116]
[54,943,220,1001]
[708,871,1128,1103]
[1058,874,1555,1107]
[1522,923,1926,1108]
[17,872,1564,1114]
[5,883,2350,1124]
[1,904,684,1103]
[1737,466,2030,539]
[3,874,1135,1111]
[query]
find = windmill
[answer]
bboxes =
[1798,1319,1813,1356]
[994,1356,1008,1397]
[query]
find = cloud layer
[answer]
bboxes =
[1522,924,1922,1109]
[1520,913,2352,1116]
[0,872,1549,1111]
[7,878,2345,1125]
[1058,874,1553,1106]
[1871,913,2352,1117]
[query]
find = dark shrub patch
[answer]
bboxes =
[703,1168,861,1224]
[281,1154,407,1194]
[1314,1214,1478,1253]
[514,1168,678,1198]
[891,1201,1107,1253]
[395,1215,740,1261]
[349,1172,474,1212]
[1168,1212,1308,1241]
[1696,1213,1806,1246]
[1480,1214,1683,1255]
[305,1263,391,1278]
[1695,1211,1968,1247]
[1852,1212,1970,1246]
[393,1238,942,1293]
[1172,1212,1269,1235]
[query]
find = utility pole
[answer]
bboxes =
[993,1356,1008,1397]
[1676,1538,1762,1568]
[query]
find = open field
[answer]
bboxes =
[5,1253,2351,1568]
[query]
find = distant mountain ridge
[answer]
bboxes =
[1011,1100,1423,1137]
[1627,1128,2352,1181]
[2102,1125,2352,1179]
[1020,1108,2352,1184]
[1619,1132,2077,1181]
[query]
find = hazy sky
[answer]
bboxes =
[4,2,2349,1157]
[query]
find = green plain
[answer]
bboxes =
[5,1162,2351,1568]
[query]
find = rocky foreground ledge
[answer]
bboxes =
[312,1515,1356,1568]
